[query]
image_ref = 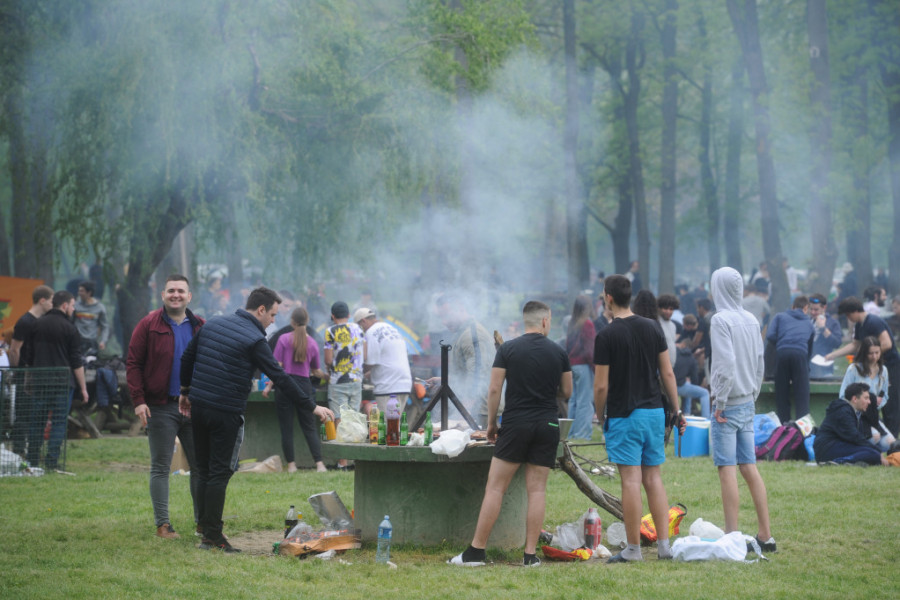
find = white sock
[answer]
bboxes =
[622,544,643,561]
[657,538,672,557]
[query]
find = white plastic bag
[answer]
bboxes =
[430,429,472,458]
[688,517,725,540]
[554,510,601,552]
[672,531,760,562]
[336,410,368,443]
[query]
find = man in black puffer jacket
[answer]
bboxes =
[180,287,334,552]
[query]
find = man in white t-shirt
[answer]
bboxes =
[353,308,412,413]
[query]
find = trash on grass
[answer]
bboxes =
[238,455,282,473]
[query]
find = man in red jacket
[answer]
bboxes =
[127,274,204,539]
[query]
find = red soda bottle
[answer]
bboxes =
[583,507,602,551]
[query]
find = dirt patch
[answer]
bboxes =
[228,529,284,556]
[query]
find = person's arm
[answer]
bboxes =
[73,366,88,405]
[765,315,778,344]
[593,364,609,429]
[125,317,151,425]
[178,333,200,417]
[485,367,505,442]
[826,338,859,361]
[254,339,332,421]
[658,350,680,417]
[878,329,894,356]
[821,316,842,351]
[559,369,573,401]
[97,305,109,349]
[8,339,22,367]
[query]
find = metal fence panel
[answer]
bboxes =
[1,367,72,476]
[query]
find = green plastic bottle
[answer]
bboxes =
[400,412,408,446]
[424,411,433,445]
[377,411,386,445]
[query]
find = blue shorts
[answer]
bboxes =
[604,408,666,466]
[710,402,756,466]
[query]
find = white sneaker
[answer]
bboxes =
[447,552,486,567]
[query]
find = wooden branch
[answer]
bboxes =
[558,442,623,521]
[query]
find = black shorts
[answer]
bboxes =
[493,420,560,468]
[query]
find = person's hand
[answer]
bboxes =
[135,404,150,427]
[425,377,439,387]
[178,394,191,418]
[486,421,499,443]
[313,405,334,423]
[881,455,890,466]
[80,386,89,406]
[261,382,273,398]
[714,408,727,423]
[815,315,826,328]
[99,342,106,351]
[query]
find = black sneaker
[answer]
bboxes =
[748,536,777,554]
[199,537,241,553]
[523,554,541,567]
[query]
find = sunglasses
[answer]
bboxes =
[809,298,823,304]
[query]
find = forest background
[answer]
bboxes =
[1,0,899,350]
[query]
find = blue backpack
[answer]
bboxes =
[755,422,806,461]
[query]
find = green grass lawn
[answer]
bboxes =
[1,436,897,600]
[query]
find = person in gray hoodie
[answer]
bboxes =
[766,296,815,423]
[709,267,776,553]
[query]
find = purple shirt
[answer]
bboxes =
[273,331,320,377]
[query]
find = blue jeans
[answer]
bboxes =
[27,388,73,470]
[678,382,710,419]
[568,364,595,440]
[147,402,199,527]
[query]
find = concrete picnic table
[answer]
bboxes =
[318,441,527,548]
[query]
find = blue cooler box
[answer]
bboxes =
[673,416,710,457]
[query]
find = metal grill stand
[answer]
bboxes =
[411,341,479,432]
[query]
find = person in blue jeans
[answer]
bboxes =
[565,295,596,440]
[673,346,709,418]
[709,267,776,553]
[813,382,888,466]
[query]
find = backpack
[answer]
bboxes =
[755,422,806,461]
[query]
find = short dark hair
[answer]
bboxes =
[792,296,809,310]
[165,274,190,288]
[657,294,680,310]
[32,285,54,304]
[838,297,864,315]
[682,314,698,327]
[863,285,880,301]
[245,286,282,312]
[522,300,551,329]
[52,290,74,308]
[605,275,631,308]
[844,382,869,402]
[78,280,95,296]
[696,298,712,312]
[809,293,827,306]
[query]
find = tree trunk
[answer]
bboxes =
[625,9,649,287]
[728,0,789,311]
[697,10,720,278]
[806,0,837,296]
[564,0,589,299]
[657,0,678,294]
[884,58,900,296]
[723,58,744,272]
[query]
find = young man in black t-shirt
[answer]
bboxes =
[594,275,682,563]
[449,300,572,568]
[829,297,900,436]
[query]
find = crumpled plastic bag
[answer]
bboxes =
[336,409,368,443]
[554,510,597,552]
[688,517,725,540]
[430,429,472,458]
[672,531,763,562]
[238,455,283,473]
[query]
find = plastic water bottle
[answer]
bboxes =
[376,515,392,563]
[606,521,626,549]
[424,412,433,445]
[284,505,298,538]
[368,405,380,444]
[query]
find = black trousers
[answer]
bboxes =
[191,403,243,542]
[885,361,900,437]
[774,348,810,423]
[275,375,322,464]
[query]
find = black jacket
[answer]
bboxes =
[813,397,877,460]
[24,309,83,372]
[181,309,313,414]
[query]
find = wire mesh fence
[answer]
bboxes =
[1,367,72,476]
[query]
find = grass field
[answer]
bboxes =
[1,435,897,600]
